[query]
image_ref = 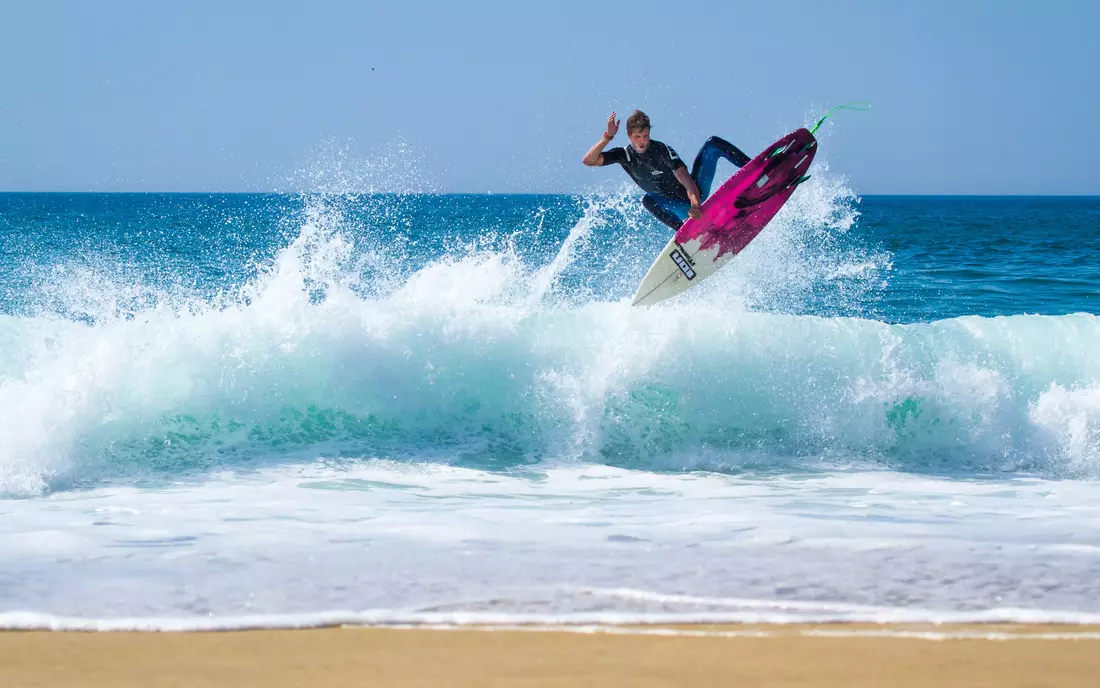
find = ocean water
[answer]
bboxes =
[2,177,1100,630]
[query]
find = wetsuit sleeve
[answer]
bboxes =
[599,147,627,166]
[663,143,687,171]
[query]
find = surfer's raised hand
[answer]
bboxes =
[604,112,620,139]
[582,113,621,166]
[689,204,702,220]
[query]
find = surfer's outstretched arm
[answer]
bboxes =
[582,112,620,166]
[673,167,702,219]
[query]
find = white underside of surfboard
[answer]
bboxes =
[630,236,736,307]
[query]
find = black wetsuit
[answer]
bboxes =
[599,141,690,201]
[600,137,752,230]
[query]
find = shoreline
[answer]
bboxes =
[3,623,1099,688]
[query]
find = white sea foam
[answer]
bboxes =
[3,463,1100,621]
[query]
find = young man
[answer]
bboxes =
[581,110,751,230]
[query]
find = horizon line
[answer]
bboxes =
[1,191,1098,198]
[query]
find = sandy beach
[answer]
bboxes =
[3,624,1099,688]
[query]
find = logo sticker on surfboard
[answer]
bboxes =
[669,249,696,280]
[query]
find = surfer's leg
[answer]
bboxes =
[691,136,753,199]
[642,194,687,231]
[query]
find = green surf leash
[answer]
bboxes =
[809,101,872,135]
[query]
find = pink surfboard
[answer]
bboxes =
[631,128,818,306]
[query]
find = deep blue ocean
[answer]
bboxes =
[3,193,1097,324]
[2,188,1100,628]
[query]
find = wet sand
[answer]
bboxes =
[2,624,1099,687]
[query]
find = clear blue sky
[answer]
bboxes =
[1,0,1096,194]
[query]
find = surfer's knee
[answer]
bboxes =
[708,137,750,167]
[705,136,736,155]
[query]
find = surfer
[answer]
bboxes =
[582,110,751,230]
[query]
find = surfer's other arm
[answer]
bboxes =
[674,167,702,219]
[582,112,620,166]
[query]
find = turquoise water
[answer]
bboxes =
[2,185,1099,627]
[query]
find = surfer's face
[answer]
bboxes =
[629,127,651,153]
